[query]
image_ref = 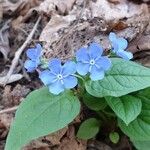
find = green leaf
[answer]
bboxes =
[109,132,120,144]
[85,58,150,97]
[138,87,150,99]
[119,95,150,141]
[105,95,142,125]
[77,118,100,140]
[132,141,150,150]
[5,87,80,150]
[83,93,107,111]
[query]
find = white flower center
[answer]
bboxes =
[57,74,63,80]
[90,59,95,65]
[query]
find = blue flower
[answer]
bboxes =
[39,58,77,95]
[24,44,42,72]
[109,32,133,60]
[76,42,111,81]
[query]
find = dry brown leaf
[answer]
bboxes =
[58,126,87,150]
[0,113,13,139]
[0,20,10,61]
[0,4,3,21]
[45,127,68,145]
[0,113,13,130]
[23,127,68,149]
[2,0,41,25]
[59,138,86,150]
[39,0,76,15]
[2,0,40,15]
[23,140,49,150]
[39,14,76,46]
[2,0,26,14]
[108,0,121,4]
[90,0,147,21]
[88,140,112,150]
[128,35,150,53]
[1,83,30,108]
[111,21,128,31]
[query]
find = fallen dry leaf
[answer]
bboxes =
[2,0,26,15]
[88,140,112,150]
[23,140,49,150]
[0,20,10,61]
[1,84,30,108]
[39,14,76,46]
[58,137,86,150]
[111,21,128,31]
[45,127,68,145]
[90,0,148,21]
[0,113,13,130]
[39,0,76,15]
[107,0,121,4]
[58,125,87,150]
[0,4,3,21]
[128,35,150,53]
[0,113,13,139]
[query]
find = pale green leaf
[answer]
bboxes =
[109,132,120,144]
[77,118,100,140]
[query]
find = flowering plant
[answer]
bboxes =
[5,33,150,150]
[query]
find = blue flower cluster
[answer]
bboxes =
[39,59,77,95]
[76,43,111,81]
[24,44,42,72]
[24,33,133,95]
[109,32,133,60]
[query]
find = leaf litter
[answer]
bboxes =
[0,0,150,149]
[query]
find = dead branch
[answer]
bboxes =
[3,16,41,86]
[0,106,18,114]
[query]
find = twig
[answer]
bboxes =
[0,74,23,86]
[0,106,18,114]
[3,16,41,86]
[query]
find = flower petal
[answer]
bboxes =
[48,80,64,95]
[63,76,77,89]
[48,58,62,74]
[109,32,117,42]
[117,51,133,60]
[26,48,37,60]
[76,47,89,62]
[76,62,89,76]
[90,66,104,81]
[26,44,42,61]
[62,61,76,76]
[39,70,56,85]
[36,44,42,56]
[24,60,36,72]
[109,32,128,51]
[88,42,103,58]
[111,41,119,53]
[117,38,128,50]
[96,56,111,71]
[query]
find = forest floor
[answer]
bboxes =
[0,0,150,149]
